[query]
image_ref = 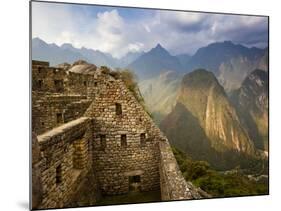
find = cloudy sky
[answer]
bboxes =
[32,1,268,58]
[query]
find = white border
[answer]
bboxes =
[1,0,280,211]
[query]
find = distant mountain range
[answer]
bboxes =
[32,37,144,68]
[187,41,268,92]
[32,38,267,92]
[186,41,266,73]
[136,43,267,121]
[130,41,267,90]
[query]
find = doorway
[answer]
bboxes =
[129,175,141,192]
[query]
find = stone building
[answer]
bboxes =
[31,60,205,209]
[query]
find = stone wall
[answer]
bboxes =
[32,133,43,209]
[32,60,99,96]
[32,63,66,93]
[84,74,164,195]
[34,117,98,209]
[159,139,204,201]
[32,60,101,134]
[32,93,91,134]
[66,71,97,96]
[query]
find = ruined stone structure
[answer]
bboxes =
[31,60,203,209]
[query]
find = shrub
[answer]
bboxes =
[171,146,269,197]
[100,66,111,74]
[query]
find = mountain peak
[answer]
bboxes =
[153,43,168,52]
[155,43,163,48]
[205,40,235,49]
[149,43,170,56]
[32,37,49,48]
[183,69,217,83]
[181,68,225,97]
[32,37,46,44]
[223,40,234,45]
[33,37,44,42]
[161,67,256,168]
[61,43,75,50]
[128,42,182,79]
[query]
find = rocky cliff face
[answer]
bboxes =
[258,48,269,72]
[230,69,268,151]
[160,69,256,169]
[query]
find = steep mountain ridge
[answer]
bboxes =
[161,69,257,169]
[230,69,268,151]
[32,37,143,67]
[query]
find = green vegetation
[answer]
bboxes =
[172,146,268,197]
[102,66,141,101]
[115,68,153,117]
[100,65,111,74]
[115,68,142,102]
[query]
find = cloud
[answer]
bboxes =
[205,14,268,48]
[32,2,268,57]
[32,2,87,47]
[89,10,125,55]
[158,11,210,33]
